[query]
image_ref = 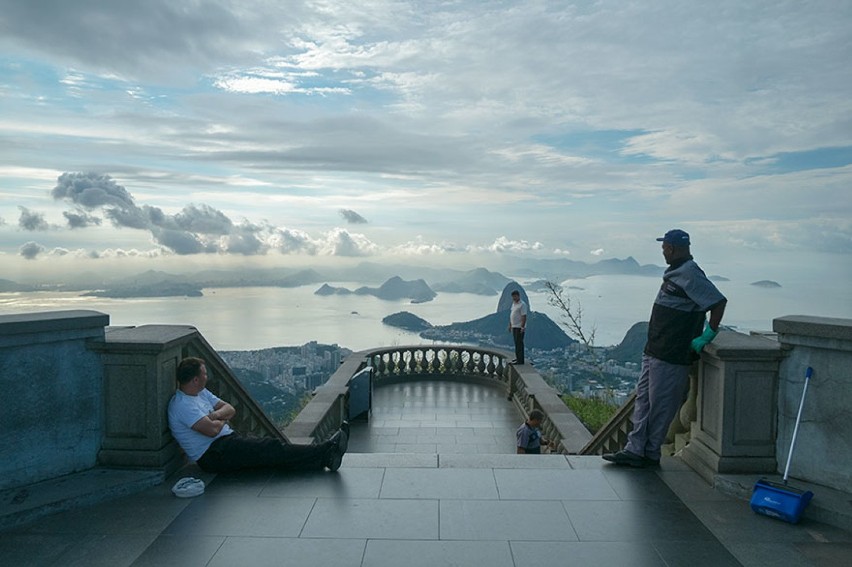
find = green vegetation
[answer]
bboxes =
[561,394,619,434]
[278,392,314,429]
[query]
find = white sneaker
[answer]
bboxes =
[171,477,205,498]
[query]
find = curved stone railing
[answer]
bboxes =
[366,345,512,386]
[285,344,592,453]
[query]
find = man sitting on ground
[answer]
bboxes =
[168,357,348,473]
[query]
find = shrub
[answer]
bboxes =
[561,394,618,434]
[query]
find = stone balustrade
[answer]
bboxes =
[285,344,592,453]
[8,309,845,503]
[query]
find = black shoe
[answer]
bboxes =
[602,450,646,468]
[324,427,349,472]
[325,446,343,472]
[643,457,661,468]
[509,360,518,365]
[336,426,349,455]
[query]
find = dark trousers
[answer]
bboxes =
[197,434,328,473]
[512,327,525,364]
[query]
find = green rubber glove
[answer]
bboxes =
[691,324,718,353]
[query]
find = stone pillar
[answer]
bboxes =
[90,325,198,475]
[681,330,784,484]
[773,316,852,492]
[0,310,108,490]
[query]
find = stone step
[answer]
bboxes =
[0,468,164,532]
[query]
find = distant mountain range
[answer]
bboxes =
[0,279,37,292]
[508,255,663,280]
[1,257,675,299]
[316,276,437,303]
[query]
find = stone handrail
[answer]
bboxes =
[284,344,592,453]
[578,392,636,455]
[507,361,594,454]
[183,331,287,442]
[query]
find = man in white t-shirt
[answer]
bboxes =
[507,290,528,364]
[168,357,348,472]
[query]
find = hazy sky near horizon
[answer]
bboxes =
[1,1,850,281]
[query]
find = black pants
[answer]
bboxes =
[197,434,328,473]
[512,327,525,364]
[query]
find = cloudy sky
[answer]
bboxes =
[1,1,850,281]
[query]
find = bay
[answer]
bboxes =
[1,273,849,351]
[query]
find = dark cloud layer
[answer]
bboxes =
[47,172,324,257]
[63,210,102,229]
[0,0,278,82]
[18,207,49,231]
[40,171,381,258]
[340,209,368,224]
[19,241,45,259]
[52,172,137,210]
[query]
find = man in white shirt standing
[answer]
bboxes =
[168,357,348,472]
[508,290,528,364]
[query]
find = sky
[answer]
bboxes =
[1,1,850,284]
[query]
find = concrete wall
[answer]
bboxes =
[0,311,108,490]
[773,315,852,492]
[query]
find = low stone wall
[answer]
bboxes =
[0,311,108,490]
[774,315,852,492]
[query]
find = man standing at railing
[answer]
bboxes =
[603,229,726,468]
[169,357,349,473]
[508,290,528,364]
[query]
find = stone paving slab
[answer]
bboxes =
[3,380,852,567]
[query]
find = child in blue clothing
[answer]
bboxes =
[516,409,551,454]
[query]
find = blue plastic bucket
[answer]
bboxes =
[750,478,814,523]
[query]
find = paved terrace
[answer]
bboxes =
[2,380,851,566]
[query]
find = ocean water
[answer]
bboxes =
[1,274,849,351]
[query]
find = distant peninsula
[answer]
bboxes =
[82,282,203,298]
[382,311,433,332]
[750,280,782,288]
[382,283,576,351]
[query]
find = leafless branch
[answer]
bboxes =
[543,280,596,349]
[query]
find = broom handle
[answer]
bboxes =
[783,367,812,483]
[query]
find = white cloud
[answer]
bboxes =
[0,0,849,278]
[318,227,379,257]
[475,236,544,254]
